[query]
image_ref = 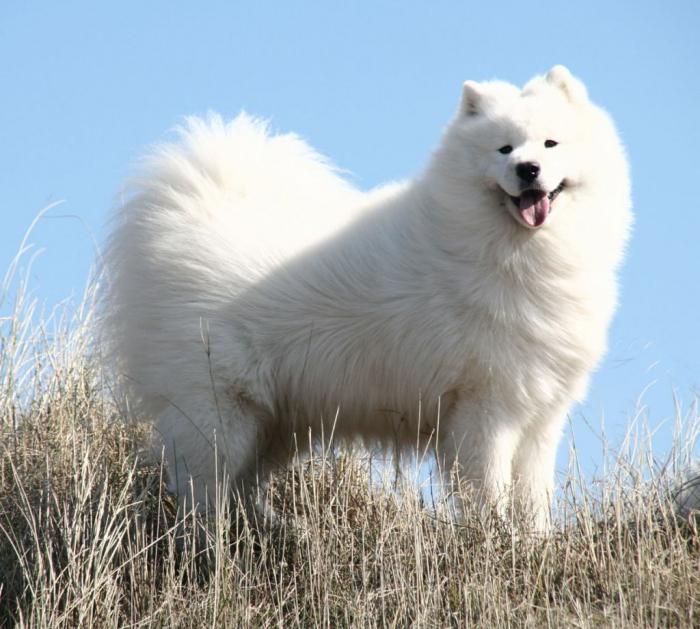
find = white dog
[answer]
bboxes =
[104,66,631,531]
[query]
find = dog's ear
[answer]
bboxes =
[460,81,482,117]
[545,65,588,103]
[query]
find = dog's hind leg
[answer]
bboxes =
[155,387,273,517]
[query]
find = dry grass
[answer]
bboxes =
[1,272,700,627]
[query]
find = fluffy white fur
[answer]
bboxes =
[104,66,632,531]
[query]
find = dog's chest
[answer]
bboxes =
[453,265,609,408]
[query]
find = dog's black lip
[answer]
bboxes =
[508,180,566,208]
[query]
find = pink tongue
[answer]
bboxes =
[519,191,550,227]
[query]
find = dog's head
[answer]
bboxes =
[454,66,594,230]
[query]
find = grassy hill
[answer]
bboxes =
[1,283,699,627]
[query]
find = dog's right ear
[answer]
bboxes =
[545,65,588,103]
[460,81,482,117]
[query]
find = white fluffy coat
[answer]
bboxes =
[104,66,631,530]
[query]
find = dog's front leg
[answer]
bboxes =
[510,407,568,534]
[436,397,521,525]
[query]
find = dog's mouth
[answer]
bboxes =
[507,181,566,228]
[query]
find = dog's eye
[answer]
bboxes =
[498,145,513,155]
[544,139,558,148]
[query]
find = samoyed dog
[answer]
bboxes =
[104,66,631,531]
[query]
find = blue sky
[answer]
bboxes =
[1,1,699,479]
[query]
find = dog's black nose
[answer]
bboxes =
[516,161,540,184]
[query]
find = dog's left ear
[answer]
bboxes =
[545,65,588,103]
[460,81,483,117]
